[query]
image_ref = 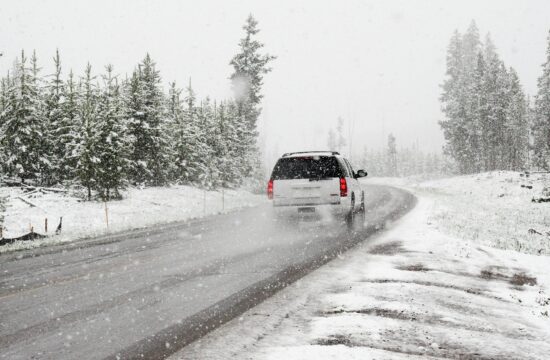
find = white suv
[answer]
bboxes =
[267,151,367,224]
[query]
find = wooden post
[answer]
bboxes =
[104,201,109,229]
[203,189,206,216]
[0,226,3,239]
[45,218,48,233]
[222,188,225,212]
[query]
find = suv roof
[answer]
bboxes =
[282,151,340,158]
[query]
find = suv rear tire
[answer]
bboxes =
[346,195,355,228]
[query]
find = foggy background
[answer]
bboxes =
[1,0,549,169]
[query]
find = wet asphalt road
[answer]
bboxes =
[0,184,415,360]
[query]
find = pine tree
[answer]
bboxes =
[95,65,131,199]
[440,30,469,173]
[166,82,186,182]
[504,68,528,170]
[176,81,208,184]
[0,74,10,174]
[359,146,369,171]
[533,30,550,170]
[227,99,254,185]
[336,117,346,154]
[45,49,65,184]
[126,54,171,186]
[461,22,482,173]
[0,50,45,183]
[215,100,240,186]
[0,74,8,117]
[74,64,99,199]
[230,15,275,130]
[327,128,337,151]
[57,70,80,181]
[386,133,398,176]
[29,51,53,184]
[196,98,217,188]
[229,15,275,181]
[125,67,145,183]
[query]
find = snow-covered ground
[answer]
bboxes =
[371,171,550,256]
[0,185,263,253]
[175,173,550,359]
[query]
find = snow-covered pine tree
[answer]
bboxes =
[0,50,45,183]
[209,101,227,188]
[177,80,208,184]
[124,67,145,184]
[488,61,510,170]
[0,73,11,140]
[533,30,550,170]
[57,70,80,182]
[227,99,254,185]
[0,74,10,174]
[440,30,469,173]
[386,133,398,176]
[336,117,346,154]
[44,49,65,184]
[73,64,100,200]
[230,15,275,130]
[504,68,528,170]
[374,149,386,176]
[0,74,8,117]
[166,82,185,182]
[95,65,132,200]
[216,100,241,186]
[29,51,53,185]
[229,15,275,182]
[196,98,217,189]
[327,128,337,152]
[461,22,482,173]
[126,54,171,186]
[359,146,369,172]
[471,52,487,172]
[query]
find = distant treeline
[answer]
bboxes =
[357,134,450,178]
[325,118,449,177]
[440,21,550,174]
[0,15,274,200]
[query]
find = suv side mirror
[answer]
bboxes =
[355,169,368,178]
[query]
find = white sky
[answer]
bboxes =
[2,0,549,166]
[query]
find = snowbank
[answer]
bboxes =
[367,171,550,255]
[0,185,264,253]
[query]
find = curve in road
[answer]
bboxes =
[0,185,415,360]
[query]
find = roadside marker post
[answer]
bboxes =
[104,201,109,229]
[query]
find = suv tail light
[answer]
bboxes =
[267,179,274,199]
[340,177,348,197]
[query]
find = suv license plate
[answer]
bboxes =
[298,207,315,213]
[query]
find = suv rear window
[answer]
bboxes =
[271,156,343,180]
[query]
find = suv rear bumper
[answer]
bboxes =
[273,202,350,218]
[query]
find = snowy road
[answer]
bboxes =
[0,185,414,360]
